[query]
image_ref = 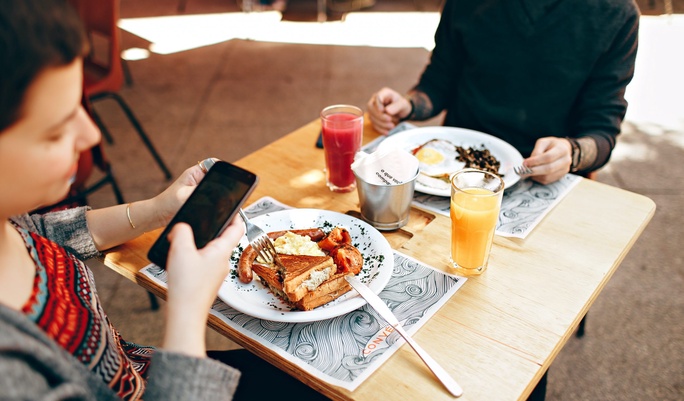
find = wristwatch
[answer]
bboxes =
[567,137,581,172]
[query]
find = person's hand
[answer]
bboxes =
[162,218,245,357]
[522,137,572,185]
[152,161,215,228]
[366,87,412,135]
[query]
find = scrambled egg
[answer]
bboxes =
[273,231,325,256]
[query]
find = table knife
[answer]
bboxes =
[345,275,463,397]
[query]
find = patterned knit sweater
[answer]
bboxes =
[2,207,240,400]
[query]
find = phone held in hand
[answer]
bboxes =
[147,160,258,268]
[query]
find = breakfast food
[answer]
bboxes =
[236,228,325,283]
[455,145,501,175]
[412,139,501,181]
[238,227,364,311]
[413,139,466,178]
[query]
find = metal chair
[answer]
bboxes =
[69,0,172,180]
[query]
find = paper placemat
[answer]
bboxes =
[361,124,583,239]
[141,197,466,391]
[412,174,582,239]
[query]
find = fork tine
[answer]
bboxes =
[264,237,281,266]
[514,164,533,176]
[239,208,280,265]
[255,236,275,264]
[264,236,278,256]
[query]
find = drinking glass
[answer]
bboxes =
[449,169,504,277]
[320,105,363,192]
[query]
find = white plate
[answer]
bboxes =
[377,126,524,196]
[218,209,394,323]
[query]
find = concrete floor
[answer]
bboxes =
[83,0,683,399]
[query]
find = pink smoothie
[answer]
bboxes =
[321,112,362,191]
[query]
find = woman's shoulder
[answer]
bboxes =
[10,207,99,260]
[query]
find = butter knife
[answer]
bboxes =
[345,276,463,397]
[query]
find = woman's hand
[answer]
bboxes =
[366,87,412,135]
[162,218,245,357]
[523,137,573,185]
[152,162,213,228]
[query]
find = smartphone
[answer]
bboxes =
[147,160,258,268]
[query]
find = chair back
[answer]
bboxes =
[69,0,125,96]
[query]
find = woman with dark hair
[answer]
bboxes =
[0,1,248,399]
[0,1,334,398]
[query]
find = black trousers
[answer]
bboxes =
[210,349,546,401]
[207,349,330,401]
[527,371,548,401]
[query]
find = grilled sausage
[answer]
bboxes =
[237,244,257,283]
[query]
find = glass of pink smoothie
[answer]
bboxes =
[320,105,363,192]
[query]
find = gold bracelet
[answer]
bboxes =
[126,203,136,229]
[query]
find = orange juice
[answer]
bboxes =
[450,186,502,275]
[450,168,504,276]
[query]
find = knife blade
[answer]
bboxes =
[345,275,463,397]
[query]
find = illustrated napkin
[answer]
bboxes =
[351,146,419,185]
[140,196,466,391]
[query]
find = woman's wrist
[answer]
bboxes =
[163,319,207,357]
[126,199,166,232]
[163,298,212,357]
[146,194,178,229]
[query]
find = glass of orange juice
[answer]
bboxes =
[449,169,504,277]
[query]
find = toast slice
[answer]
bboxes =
[278,254,336,302]
[251,258,353,311]
[251,262,287,300]
[294,272,353,311]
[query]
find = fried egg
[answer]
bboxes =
[413,139,465,178]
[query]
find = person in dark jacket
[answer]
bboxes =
[368,0,639,184]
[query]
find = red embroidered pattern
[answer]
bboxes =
[20,228,153,400]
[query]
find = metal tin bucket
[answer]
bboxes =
[354,169,419,230]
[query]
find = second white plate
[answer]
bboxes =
[377,126,524,196]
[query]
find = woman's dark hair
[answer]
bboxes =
[0,0,88,131]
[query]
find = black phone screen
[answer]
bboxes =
[147,161,257,268]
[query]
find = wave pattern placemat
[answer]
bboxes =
[140,197,466,391]
[412,174,581,239]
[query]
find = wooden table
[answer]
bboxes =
[104,118,655,400]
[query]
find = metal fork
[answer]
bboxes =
[238,209,278,264]
[513,164,534,177]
